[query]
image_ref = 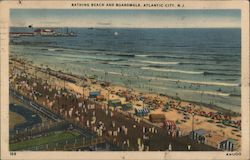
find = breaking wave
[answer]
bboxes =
[188,90,230,97]
[141,67,204,75]
[90,68,127,76]
[148,85,231,97]
[139,76,239,87]
[138,60,180,65]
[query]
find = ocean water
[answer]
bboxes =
[9,27,241,112]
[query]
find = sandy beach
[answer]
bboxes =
[9,57,241,150]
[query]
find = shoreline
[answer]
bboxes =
[9,57,241,150]
[10,56,241,116]
[38,62,241,116]
[63,70,239,115]
[9,47,241,115]
[11,56,241,116]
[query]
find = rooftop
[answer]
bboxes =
[149,114,165,119]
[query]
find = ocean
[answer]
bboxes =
[9,27,241,112]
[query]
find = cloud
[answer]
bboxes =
[122,23,132,26]
[97,22,112,26]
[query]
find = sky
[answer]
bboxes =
[10,9,241,28]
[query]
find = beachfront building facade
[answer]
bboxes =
[189,129,206,144]
[218,138,236,151]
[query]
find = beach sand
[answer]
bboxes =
[9,58,241,150]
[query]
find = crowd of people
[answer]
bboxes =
[9,59,218,151]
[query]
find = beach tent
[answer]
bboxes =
[234,120,241,129]
[222,120,232,126]
[162,104,170,111]
[138,96,145,101]
[125,95,133,101]
[164,120,176,130]
[189,129,206,144]
[122,103,133,111]
[108,99,122,107]
[96,95,105,101]
[135,108,150,116]
[198,111,207,116]
[218,138,236,151]
[149,114,166,123]
[89,91,100,99]
[207,112,215,117]
[212,114,222,120]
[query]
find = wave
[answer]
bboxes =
[108,62,130,67]
[140,67,240,76]
[215,78,238,82]
[179,56,239,62]
[107,71,123,76]
[204,71,240,77]
[135,54,183,59]
[40,47,97,54]
[108,62,147,67]
[90,68,240,88]
[229,93,241,97]
[136,52,240,58]
[139,76,239,87]
[47,48,63,52]
[135,54,240,63]
[141,67,204,75]
[188,90,231,97]
[89,57,123,62]
[191,53,240,57]
[90,68,127,76]
[179,62,240,67]
[61,54,123,62]
[138,60,179,65]
[179,62,203,66]
[48,48,56,51]
[146,85,231,97]
[198,68,240,72]
[90,68,103,72]
[136,54,175,58]
[38,46,108,55]
[135,55,149,57]
[106,53,135,58]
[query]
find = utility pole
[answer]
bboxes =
[192,112,195,140]
[64,79,65,90]
[107,89,110,108]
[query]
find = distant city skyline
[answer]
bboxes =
[10,9,241,28]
